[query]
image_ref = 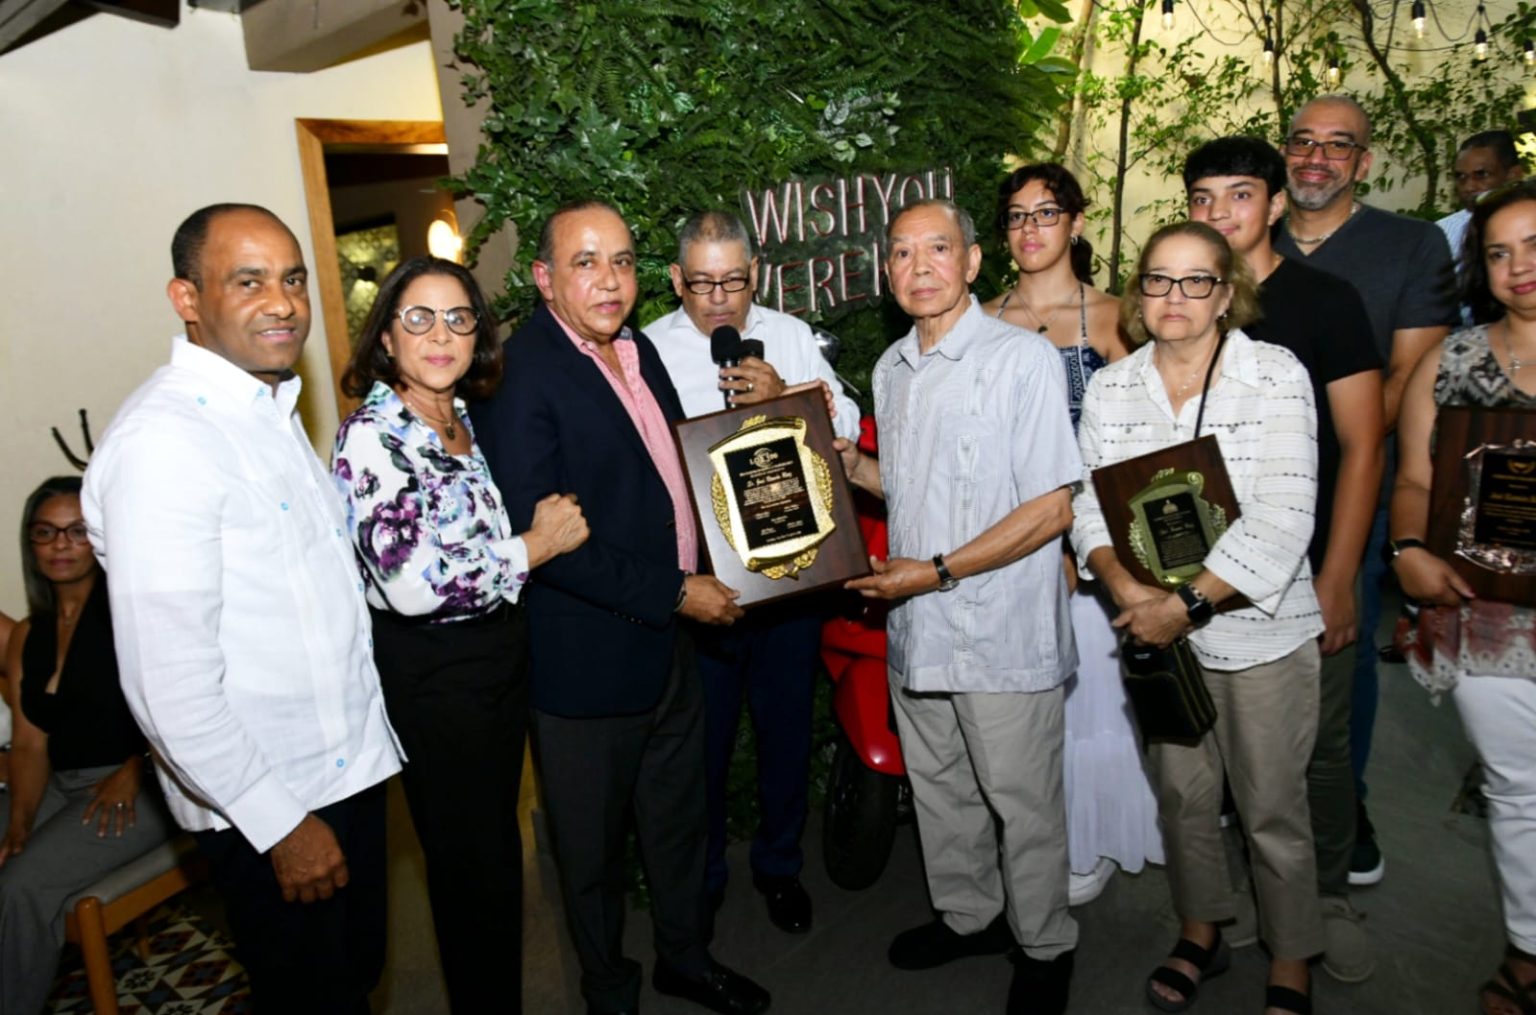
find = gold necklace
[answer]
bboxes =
[401,389,459,440]
[1287,201,1361,247]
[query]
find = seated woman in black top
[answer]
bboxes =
[0,476,174,1015]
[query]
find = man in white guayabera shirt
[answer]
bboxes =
[834,198,1082,1015]
[84,204,402,1015]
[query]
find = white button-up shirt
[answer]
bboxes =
[643,303,862,439]
[1072,329,1323,670]
[874,298,1083,693]
[84,338,403,852]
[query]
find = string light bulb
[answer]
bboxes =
[1327,56,1341,84]
[1162,0,1175,30]
[1525,38,1535,64]
[1411,0,1426,39]
[1476,26,1489,59]
[1262,15,1274,66]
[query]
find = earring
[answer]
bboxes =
[1070,234,1080,246]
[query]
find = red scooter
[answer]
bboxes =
[819,418,911,890]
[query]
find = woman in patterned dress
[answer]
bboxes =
[1393,180,1536,1015]
[982,164,1161,907]
[332,257,587,1014]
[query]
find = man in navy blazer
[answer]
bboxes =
[473,200,770,1015]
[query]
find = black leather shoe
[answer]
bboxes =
[653,959,771,1015]
[1007,948,1074,1015]
[753,874,812,934]
[888,913,1015,970]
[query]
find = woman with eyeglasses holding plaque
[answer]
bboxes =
[1071,223,1323,1015]
[1,476,174,1014]
[333,256,588,1013]
[1392,180,1536,1015]
[981,164,1161,909]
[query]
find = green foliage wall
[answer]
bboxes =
[452,0,1076,401]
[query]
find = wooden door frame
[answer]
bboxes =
[294,118,447,418]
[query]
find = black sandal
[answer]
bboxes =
[1264,984,1312,1015]
[1145,929,1230,1012]
[1480,947,1536,1015]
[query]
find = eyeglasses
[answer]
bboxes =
[683,276,751,295]
[29,521,89,545]
[1283,136,1367,161]
[1139,273,1224,299]
[397,306,479,336]
[1004,207,1066,230]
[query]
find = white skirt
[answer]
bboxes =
[1063,583,1165,874]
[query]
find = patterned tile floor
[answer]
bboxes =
[48,904,251,1014]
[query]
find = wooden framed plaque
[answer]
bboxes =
[672,388,870,608]
[1427,405,1536,604]
[1090,435,1246,608]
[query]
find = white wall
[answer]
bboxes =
[0,5,443,617]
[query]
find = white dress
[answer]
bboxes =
[1063,582,1165,874]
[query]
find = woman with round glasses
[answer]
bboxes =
[333,256,588,1012]
[1,476,173,1014]
[981,164,1160,909]
[1392,179,1536,1015]
[1072,223,1323,1015]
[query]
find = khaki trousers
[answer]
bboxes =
[1148,641,1326,960]
[890,674,1079,960]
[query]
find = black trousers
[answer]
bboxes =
[371,604,528,1015]
[194,781,387,1015]
[531,629,711,1014]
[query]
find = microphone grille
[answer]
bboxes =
[710,325,743,363]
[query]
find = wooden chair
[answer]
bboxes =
[62,834,205,1015]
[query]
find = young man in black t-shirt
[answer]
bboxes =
[1184,136,1385,986]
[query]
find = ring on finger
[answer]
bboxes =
[747,381,755,393]
[115,802,125,809]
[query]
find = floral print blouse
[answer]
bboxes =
[332,382,529,621]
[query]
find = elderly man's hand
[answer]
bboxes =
[721,357,785,406]
[845,556,939,600]
[679,575,745,625]
[270,814,349,904]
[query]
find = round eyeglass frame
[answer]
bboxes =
[397,305,479,336]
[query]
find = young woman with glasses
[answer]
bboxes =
[1,476,174,1014]
[332,257,588,1013]
[980,165,1161,909]
[1071,222,1324,1015]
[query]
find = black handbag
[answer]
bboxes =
[1120,635,1217,741]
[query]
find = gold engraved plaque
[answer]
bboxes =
[1128,467,1231,588]
[672,388,870,609]
[707,414,837,580]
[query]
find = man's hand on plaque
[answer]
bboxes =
[831,437,861,480]
[720,357,785,406]
[1392,547,1475,608]
[679,575,745,624]
[845,556,938,600]
[1112,590,1191,649]
[780,379,837,420]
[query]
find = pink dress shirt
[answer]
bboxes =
[553,313,699,573]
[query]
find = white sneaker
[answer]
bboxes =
[1067,858,1117,906]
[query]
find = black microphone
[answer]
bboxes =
[740,338,764,361]
[711,325,744,409]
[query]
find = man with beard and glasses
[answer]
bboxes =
[1273,94,1458,893]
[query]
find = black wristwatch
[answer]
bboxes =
[933,554,959,592]
[1177,583,1214,626]
[1382,537,1427,565]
